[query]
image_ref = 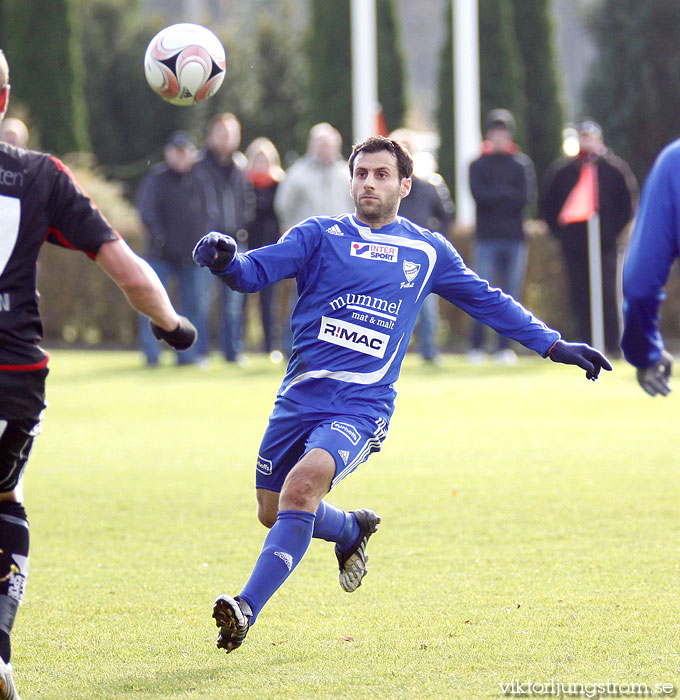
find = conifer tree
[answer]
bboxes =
[583,0,680,182]
[306,0,353,151]
[1,0,90,153]
[436,2,455,193]
[306,0,406,153]
[478,0,526,146]
[510,0,564,182]
[245,7,308,159]
[437,0,527,205]
[377,0,406,134]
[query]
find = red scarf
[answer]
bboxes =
[481,140,520,156]
[246,171,277,189]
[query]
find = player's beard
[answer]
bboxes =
[355,188,401,227]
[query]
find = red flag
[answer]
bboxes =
[375,105,388,137]
[558,162,598,226]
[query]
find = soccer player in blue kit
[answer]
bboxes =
[621,138,680,397]
[193,135,611,654]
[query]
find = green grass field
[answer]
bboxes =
[14,350,680,699]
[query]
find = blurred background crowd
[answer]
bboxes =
[1,0,678,364]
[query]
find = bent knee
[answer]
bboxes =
[257,499,279,528]
[258,509,277,529]
[256,488,280,528]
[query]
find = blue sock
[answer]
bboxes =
[313,500,359,551]
[239,510,315,625]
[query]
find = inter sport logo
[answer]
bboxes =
[318,316,390,358]
[350,242,398,262]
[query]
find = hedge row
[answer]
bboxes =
[39,172,679,353]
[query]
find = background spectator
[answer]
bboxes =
[274,122,353,356]
[136,130,209,367]
[390,128,455,364]
[541,119,638,356]
[467,109,537,365]
[195,113,254,365]
[244,137,286,361]
[0,116,28,147]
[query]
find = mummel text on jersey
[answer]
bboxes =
[217,213,560,416]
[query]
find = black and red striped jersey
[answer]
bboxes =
[0,142,119,370]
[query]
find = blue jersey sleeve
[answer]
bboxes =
[621,141,680,368]
[429,233,559,355]
[217,218,322,292]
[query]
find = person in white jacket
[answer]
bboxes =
[275,122,354,230]
[275,123,354,355]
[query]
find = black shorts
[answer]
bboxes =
[0,417,42,492]
[0,369,48,493]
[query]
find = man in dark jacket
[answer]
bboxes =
[137,131,210,366]
[195,113,254,363]
[467,109,536,364]
[541,119,638,355]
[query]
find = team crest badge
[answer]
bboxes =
[402,260,420,283]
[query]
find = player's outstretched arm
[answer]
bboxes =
[96,239,196,350]
[193,232,237,273]
[636,350,672,397]
[548,340,613,380]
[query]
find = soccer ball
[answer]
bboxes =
[144,23,226,106]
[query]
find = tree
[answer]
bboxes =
[436,0,526,207]
[80,0,200,183]
[1,0,90,154]
[306,0,352,152]
[478,0,526,146]
[306,0,407,154]
[436,2,455,194]
[510,0,564,182]
[583,0,680,182]
[377,0,406,134]
[238,5,308,161]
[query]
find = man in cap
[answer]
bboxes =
[467,109,537,364]
[136,130,211,366]
[541,119,638,355]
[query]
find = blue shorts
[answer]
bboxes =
[255,396,389,492]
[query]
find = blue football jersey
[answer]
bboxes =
[219,213,560,415]
[622,138,680,368]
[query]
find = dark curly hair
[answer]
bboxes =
[349,135,413,180]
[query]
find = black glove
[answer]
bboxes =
[548,339,613,380]
[192,232,237,273]
[636,349,672,397]
[150,315,197,351]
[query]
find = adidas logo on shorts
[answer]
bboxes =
[338,449,350,465]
